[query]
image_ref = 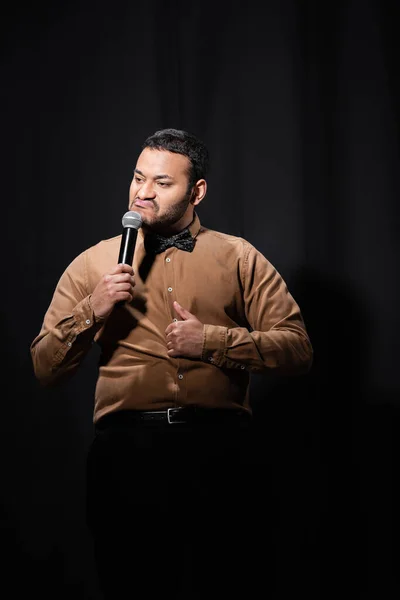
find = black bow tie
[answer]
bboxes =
[144,228,195,254]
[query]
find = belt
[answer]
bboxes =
[95,407,251,430]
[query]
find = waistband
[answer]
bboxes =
[95,407,251,431]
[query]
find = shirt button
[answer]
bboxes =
[166,257,171,263]
[178,374,183,380]
[168,287,173,292]
[173,318,178,322]
[85,319,91,325]
[240,365,246,370]
[67,342,72,347]
[209,357,214,363]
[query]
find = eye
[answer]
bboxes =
[134,176,144,183]
[158,182,170,187]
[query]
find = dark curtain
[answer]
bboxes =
[1,0,399,598]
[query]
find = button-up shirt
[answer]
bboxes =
[30,214,313,423]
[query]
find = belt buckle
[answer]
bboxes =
[167,408,186,424]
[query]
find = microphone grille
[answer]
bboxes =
[122,211,142,229]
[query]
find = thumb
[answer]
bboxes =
[174,301,194,321]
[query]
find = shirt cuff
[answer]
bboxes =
[73,296,105,332]
[202,324,228,367]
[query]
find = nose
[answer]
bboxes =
[137,180,156,200]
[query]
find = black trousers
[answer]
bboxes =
[86,413,276,599]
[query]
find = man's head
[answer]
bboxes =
[129,128,208,234]
[141,128,209,191]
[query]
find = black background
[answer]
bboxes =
[1,1,399,598]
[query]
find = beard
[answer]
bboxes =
[139,188,194,234]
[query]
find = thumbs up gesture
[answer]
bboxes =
[165,301,204,358]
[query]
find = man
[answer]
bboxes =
[31,128,313,599]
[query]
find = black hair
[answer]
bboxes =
[142,128,209,190]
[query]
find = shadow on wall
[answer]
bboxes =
[248,266,370,599]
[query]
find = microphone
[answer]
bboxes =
[118,211,143,265]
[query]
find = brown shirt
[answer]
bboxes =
[31,214,313,423]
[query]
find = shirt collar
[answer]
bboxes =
[188,212,201,239]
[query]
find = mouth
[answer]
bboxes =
[134,200,154,208]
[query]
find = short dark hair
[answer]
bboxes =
[142,128,209,189]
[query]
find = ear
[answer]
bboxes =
[190,179,207,207]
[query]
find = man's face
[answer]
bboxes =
[129,148,195,234]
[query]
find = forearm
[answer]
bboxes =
[202,321,313,374]
[31,296,103,385]
[201,243,314,375]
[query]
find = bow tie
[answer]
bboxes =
[144,228,195,254]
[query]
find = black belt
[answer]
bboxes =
[95,407,251,430]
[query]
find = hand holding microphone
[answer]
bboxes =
[90,211,142,319]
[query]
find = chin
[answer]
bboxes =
[140,218,152,230]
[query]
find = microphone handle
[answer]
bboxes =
[118,227,138,265]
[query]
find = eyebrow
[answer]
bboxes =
[134,168,174,180]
